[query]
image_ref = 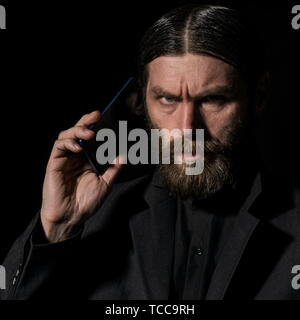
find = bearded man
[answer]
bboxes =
[1,4,299,300]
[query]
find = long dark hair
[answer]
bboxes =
[137,4,264,95]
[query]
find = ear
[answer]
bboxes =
[254,71,270,117]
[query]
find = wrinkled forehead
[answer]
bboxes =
[147,53,242,96]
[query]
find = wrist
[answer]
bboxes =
[40,214,80,243]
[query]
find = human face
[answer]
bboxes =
[146,53,248,141]
[145,53,250,198]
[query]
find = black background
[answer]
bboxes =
[0,0,299,262]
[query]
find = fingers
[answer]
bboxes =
[51,138,83,159]
[75,110,101,127]
[49,111,100,162]
[58,125,95,140]
[101,155,125,187]
[58,110,100,140]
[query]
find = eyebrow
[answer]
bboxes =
[150,84,238,101]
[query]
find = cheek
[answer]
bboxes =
[202,104,240,139]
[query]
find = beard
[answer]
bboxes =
[145,107,249,199]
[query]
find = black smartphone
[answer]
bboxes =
[78,77,146,175]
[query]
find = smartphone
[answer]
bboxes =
[78,77,145,175]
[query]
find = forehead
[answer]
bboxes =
[147,53,240,94]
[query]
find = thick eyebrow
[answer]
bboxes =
[150,84,238,101]
[150,86,180,100]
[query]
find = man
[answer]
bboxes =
[1,4,299,300]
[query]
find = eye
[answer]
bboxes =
[203,95,226,103]
[160,96,175,104]
[201,95,227,108]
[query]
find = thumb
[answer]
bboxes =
[101,155,126,187]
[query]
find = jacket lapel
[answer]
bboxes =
[83,165,177,299]
[127,173,177,299]
[82,171,153,238]
[206,173,262,299]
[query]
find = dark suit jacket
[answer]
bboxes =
[1,166,300,300]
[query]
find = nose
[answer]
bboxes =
[178,102,203,132]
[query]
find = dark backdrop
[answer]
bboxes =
[0,0,299,261]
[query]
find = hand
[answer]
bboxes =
[40,111,123,242]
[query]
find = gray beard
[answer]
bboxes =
[158,139,234,199]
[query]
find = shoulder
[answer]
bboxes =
[259,167,300,235]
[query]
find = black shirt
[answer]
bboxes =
[171,194,237,299]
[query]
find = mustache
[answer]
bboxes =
[163,136,231,162]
